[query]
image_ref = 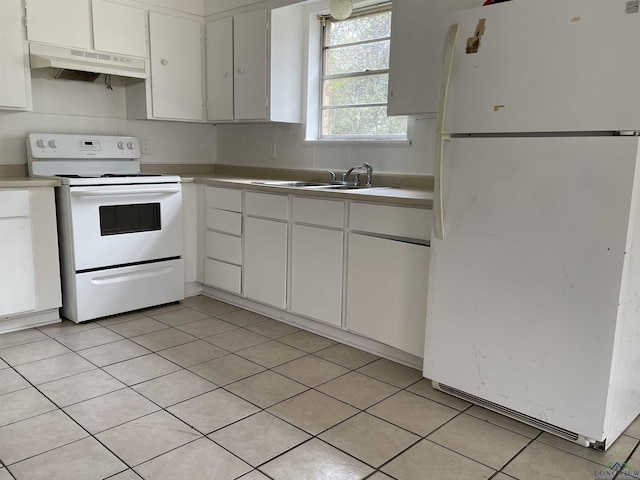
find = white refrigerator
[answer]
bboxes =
[424,0,640,450]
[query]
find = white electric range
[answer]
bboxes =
[27,133,184,323]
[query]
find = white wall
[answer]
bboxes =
[0,74,217,167]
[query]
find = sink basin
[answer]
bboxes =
[250,181,331,187]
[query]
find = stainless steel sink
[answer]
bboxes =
[317,184,391,190]
[250,180,331,187]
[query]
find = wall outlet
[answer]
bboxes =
[141,139,151,155]
[269,143,277,159]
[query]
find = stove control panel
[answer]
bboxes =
[27,134,140,159]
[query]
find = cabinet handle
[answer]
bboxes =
[161,59,168,66]
[237,68,245,75]
[222,71,228,78]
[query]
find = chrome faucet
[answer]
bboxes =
[343,162,373,187]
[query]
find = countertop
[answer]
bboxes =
[0,177,61,188]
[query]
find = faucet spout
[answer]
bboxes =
[343,163,373,186]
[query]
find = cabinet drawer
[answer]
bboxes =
[245,191,288,220]
[349,203,432,241]
[205,186,242,212]
[0,190,29,218]
[206,208,242,235]
[292,197,344,228]
[204,258,241,294]
[206,231,242,265]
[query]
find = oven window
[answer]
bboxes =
[99,203,161,236]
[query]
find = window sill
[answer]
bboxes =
[303,139,411,147]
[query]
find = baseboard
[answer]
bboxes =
[0,309,61,334]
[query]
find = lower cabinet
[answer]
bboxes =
[290,224,343,326]
[244,216,288,309]
[345,233,429,357]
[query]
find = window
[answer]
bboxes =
[319,5,407,140]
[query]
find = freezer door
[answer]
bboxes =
[444,0,640,133]
[424,136,640,440]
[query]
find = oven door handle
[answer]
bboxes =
[70,187,181,197]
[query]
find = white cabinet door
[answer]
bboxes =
[244,216,287,309]
[387,0,478,116]
[346,233,429,357]
[206,17,234,121]
[149,12,203,120]
[0,0,31,110]
[0,218,36,316]
[291,224,343,326]
[26,0,91,50]
[233,9,267,120]
[92,0,147,58]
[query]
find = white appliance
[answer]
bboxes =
[424,0,640,450]
[28,134,184,323]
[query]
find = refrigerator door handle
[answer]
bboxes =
[434,23,459,240]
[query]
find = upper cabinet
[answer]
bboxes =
[387,0,480,116]
[0,0,32,110]
[92,0,147,58]
[205,5,303,123]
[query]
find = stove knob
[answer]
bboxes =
[126,141,135,150]
[36,139,45,148]
[117,141,125,149]
[48,139,58,148]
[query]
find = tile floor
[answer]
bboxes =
[1,295,640,479]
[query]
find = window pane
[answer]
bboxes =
[322,106,408,137]
[326,11,391,46]
[325,40,390,75]
[323,74,389,107]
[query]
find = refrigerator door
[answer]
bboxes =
[444,0,640,134]
[424,136,640,440]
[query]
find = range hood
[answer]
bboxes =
[29,43,146,82]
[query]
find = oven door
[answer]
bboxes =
[67,183,183,271]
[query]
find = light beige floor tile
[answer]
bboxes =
[140,303,184,316]
[0,339,71,366]
[624,445,640,476]
[63,388,160,434]
[0,368,30,395]
[135,437,251,480]
[102,470,140,480]
[238,471,271,480]
[0,410,88,465]
[106,317,169,338]
[273,355,349,387]
[381,440,495,480]
[188,354,265,386]
[96,311,146,326]
[168,389,259,434]
[180,295,215,307]
[624,415,640,440]
[267,390,358,435]
[204,328,270,352]
[38,369,126,407]
[133,370,217,407]
[157,340,227,367]
[428,413,530,470]
[53,328,124,351]
[503,441,610,480]
[14,352,95,385]
[262,438,373,480]
[0,387,57,426]
[356,359,423,388]
[276,331,336,353]
[492,474,518,480]
[78,339,151,367]
[236,340,306,368]
[537,431,638,467]
[216,310,271,327]
[96,410,201,467]
[176,317,238,338]
[103,353,181,386]
[245,319,301,339]
[129,328,198,351]
[406,378,472,411]
[367,473,394,480]
[210,411,310,467]
[316,372,399,410]
[189,300,240,317]
[149,307,211,327]
[319,413,419,468]
[8,436,127,480]
[367,391,459,437]
[226,370,307,408]
[0,469,12,480]
[0,328,48,349]
[314,344,379,370]
[0,358,7,369]
[37,320,101,338]
[466,406,541,438]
